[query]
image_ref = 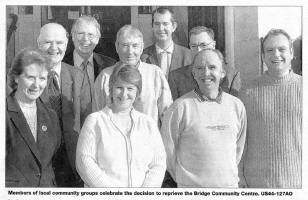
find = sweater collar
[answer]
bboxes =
[194,86,223,104]
[262,70,297,85]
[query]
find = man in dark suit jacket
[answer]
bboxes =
[63,15,116,110]
[6,95,61,187]
[38,23,92,187]
[169,26,241,100]
[141,7,191,79]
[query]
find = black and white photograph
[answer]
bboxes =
[1,0,307,199]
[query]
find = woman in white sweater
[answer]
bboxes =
[76,64,166,187]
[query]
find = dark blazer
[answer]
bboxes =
[41,62,92,175]
[63,51,116,80]
[141,43,192,79]
[168,64,241,100]
[6,93,61,187]
[63,51,116,110]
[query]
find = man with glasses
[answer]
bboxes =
[141,7,191,79]
[63,15,116,110]
[168,26,241,100]
[94,25,172,125]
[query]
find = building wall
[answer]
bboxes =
[8,6,261,84]
[133,6,260,85]
[131,6,153,48]
[233,6,261,84]
[131,6,188,48]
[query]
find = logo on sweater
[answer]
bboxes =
[206,125,229,131]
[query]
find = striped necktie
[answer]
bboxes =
[47,71,62,119]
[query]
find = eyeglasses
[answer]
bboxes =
[75,32,98,40]
[189,41,215,51]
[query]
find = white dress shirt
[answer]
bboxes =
[155,42,174,77]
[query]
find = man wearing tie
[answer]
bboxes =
[38,23,91,187]
[63,15,116,110]
[141,7,191,79]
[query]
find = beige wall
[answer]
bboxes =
[131,6,153,48]
[9,6,262,84]
[132,6,188,48]
[233,6,261,84]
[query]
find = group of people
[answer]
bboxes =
[6,7,302,188]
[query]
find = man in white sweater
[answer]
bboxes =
[161,49,247,187]
[94,25,173,125]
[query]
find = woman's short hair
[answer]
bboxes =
[7,48,47,90]
[109,63,142,103]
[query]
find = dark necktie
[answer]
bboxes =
[47,71,62,119]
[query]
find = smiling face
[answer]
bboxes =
[112,78,138,112]
[37,23,68,68]
[262,34,293,77]
[15,63,48,104]
[192,50,225,93]
[72,20,99,58]
[153,12,176,43]
[116,34,144,66]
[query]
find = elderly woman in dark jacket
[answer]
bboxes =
[6,48,61,187]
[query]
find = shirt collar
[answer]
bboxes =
[155,41,174,54]
[117,60,141,69]
[50,62,61,77]
[73,50,94,67]
[194,86,223,104]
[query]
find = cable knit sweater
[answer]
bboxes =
[161,90,247,187]
[239,71,302,188]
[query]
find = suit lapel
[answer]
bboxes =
[170,44,180,72]
[93,53,102,78]
[36,99,57,165]
[63,51,74,66]
[60,63,73,99]
[148,45,159,66]
[60,63,73,118]
[7,94,42,165]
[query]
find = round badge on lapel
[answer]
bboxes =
[42,125,47,132]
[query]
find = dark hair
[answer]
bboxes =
[189,26,215,40]
[109,63,142,103]
[193,49,226,71]
[152,7,176,26]
[261,28,293,54]
[8,48,47,90]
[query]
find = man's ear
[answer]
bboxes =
[172,22,177,32]
[290,46,294,60]
[37,37,40,48]
[212,41,216,49]
[221,68,226,79]
[191,66,197,80]
[115,41,119,54]
[261,52,265,65]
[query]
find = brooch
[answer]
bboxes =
[42,125,47,132]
